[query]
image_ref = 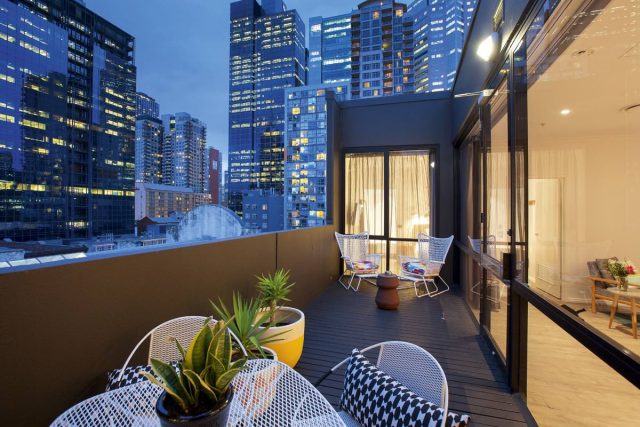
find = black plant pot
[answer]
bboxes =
[156,386,234,427]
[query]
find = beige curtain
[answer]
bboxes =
[345,153,384,235]
[389,151,431,239]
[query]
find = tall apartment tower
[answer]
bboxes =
[228,0,306,225]
[350,0,413,99]
[207,147,221,205]
[0,0,136,241]
[136,92,160,119]
[162,113,207,194]
[135,116,164,184]
[308,14,352,85]
[409,0,478,93]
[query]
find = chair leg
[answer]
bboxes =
[351,276,363,292]
[338,273,350,290]
[347,274,356,291]
[415,277,435,298]
[428,276,450,298]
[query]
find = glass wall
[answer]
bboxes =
[458,126,481,321]
[344,150,432,274]
[520,0,640,357]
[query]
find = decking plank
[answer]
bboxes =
[295,284,533,426]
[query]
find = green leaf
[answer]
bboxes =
[142,373,189,412]
[215,368,243,391]
[185,324,212,373]
[175,339,186,360]
[209,355,225,381]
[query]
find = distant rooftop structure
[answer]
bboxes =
[0,241,88,259]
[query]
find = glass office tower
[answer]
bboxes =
[351,0,413,99]
[0,0,136,241]
[228,0,306,229]
[284,84,349,230]
[409,0,478,93]
[308,14,352,85]
[136,92,159,119]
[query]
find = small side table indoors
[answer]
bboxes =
[51,359,346,427]
[608,287,640,339]
[376,271,400,310]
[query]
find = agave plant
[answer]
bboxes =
[256,269,295,324]
[142,320,246,415]
[211,292,285,359]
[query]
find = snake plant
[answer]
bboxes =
[142,320,246,415]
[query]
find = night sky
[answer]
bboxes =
[84,0,352,160]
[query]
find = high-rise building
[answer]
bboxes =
[409,0,478,93]
[136,92,160,119]
[350,0,414,99]
[308,14,352,85]
[207,147,221,205]
[0,0,136,241]
[135,183,211,221]
[162,113,207,194]
[228,0,306,228]
[135,116,163,184]
[284,84,349,230]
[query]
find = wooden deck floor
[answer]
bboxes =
[295,283,533,427]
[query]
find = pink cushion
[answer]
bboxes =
[350,260,378,271]
[402,262,439,276]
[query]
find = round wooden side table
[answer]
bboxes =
[376,271,400,310]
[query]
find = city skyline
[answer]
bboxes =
[84,0,352,160]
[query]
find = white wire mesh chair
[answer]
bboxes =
[399,234,454,298]
[115,316,247,386]
[335,232,382,292]
[468,235,508,303]
[52,360,346,427]
[314,341,448,426]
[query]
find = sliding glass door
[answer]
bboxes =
[345,150,433,273]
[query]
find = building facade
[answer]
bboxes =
[0,0,136,241]
[134,182,211,220]
[228,0,306,226]
[409,0,478,93]
[135,116,163,184]
[162,113,207,194]
[136,92,159,119]
[207,147,220,205]
[241,189,283,233]
[351,0,414,99]
[308,14,352,86]
[284,84,348,230]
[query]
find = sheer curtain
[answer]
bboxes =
[345,153,384,236]
[389,151,431,239]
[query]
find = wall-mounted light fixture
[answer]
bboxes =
[476,32,500,62]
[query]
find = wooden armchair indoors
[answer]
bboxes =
[587,259,619,313]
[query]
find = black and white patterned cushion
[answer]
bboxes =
[106,362,180,391]
[106,364,154,391]
[340,349,470,427]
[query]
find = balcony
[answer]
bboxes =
[0,225,530,426]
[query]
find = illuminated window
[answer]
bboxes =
[373,11,380,19]
[291,107,301,115]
